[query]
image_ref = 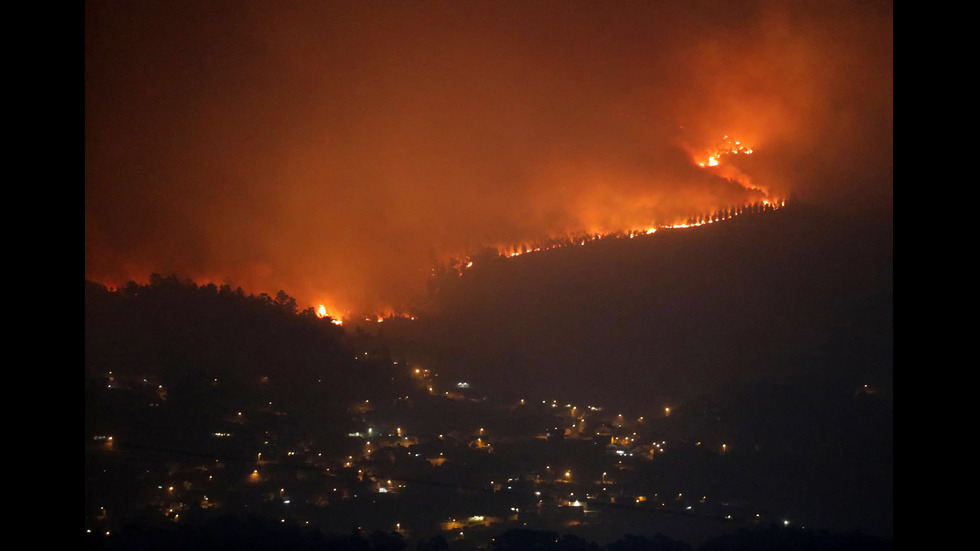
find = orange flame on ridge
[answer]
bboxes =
[445,136,781,277]
[317,303,345,325]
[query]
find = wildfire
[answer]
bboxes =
[445,197,785,278]
[97,135,782,321]
[691,134,767,197]
[317,304,344,326]
[441,135,782,279]
[695,135,753,168]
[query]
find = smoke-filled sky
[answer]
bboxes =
[85,0,892,314]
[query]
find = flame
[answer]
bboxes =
[700,155,719,168]
[95,135,783,320]
[317,303,345,325]
[689,134,769,200]
[443,198,786,280]
[694,135,753,169]
[439,136,782,280]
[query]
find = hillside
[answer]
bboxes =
[84,277,405,466]
[84,203,892,542]
[382,202,892,412]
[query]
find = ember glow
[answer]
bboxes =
[85,1,891,315]
[442,134,782,274]
[449,198,787,276]
[316,304,345,326]
[695,136,753,168]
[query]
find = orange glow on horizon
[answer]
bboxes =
[444,196,787,280]
[86,2,891,324]
[443,137,783,280]
[91,136,786,318]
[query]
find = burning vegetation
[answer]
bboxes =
[435,136,784,285]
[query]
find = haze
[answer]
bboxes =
[85,0,892,314]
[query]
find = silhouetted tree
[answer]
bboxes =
[416,534,450,551]
[489,528,561,550]
[369,530,406,551]
[607,533,691,551]
[275,289,298,313]
[698,525,892,551]
[557,534,601,551]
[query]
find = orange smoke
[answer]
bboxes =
[440,133,779,275]
[691,136,765,196]
[85,1,891,315]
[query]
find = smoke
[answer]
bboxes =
[85,0,892,313]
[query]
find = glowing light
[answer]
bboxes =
[430,137,782,284]
[317,304,344,325]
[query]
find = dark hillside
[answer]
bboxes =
[389,202,892,413]
[85,277,403,466]
[376,203,893,538]
[86,276,354,387]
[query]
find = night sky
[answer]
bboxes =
[85,0,892,315]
